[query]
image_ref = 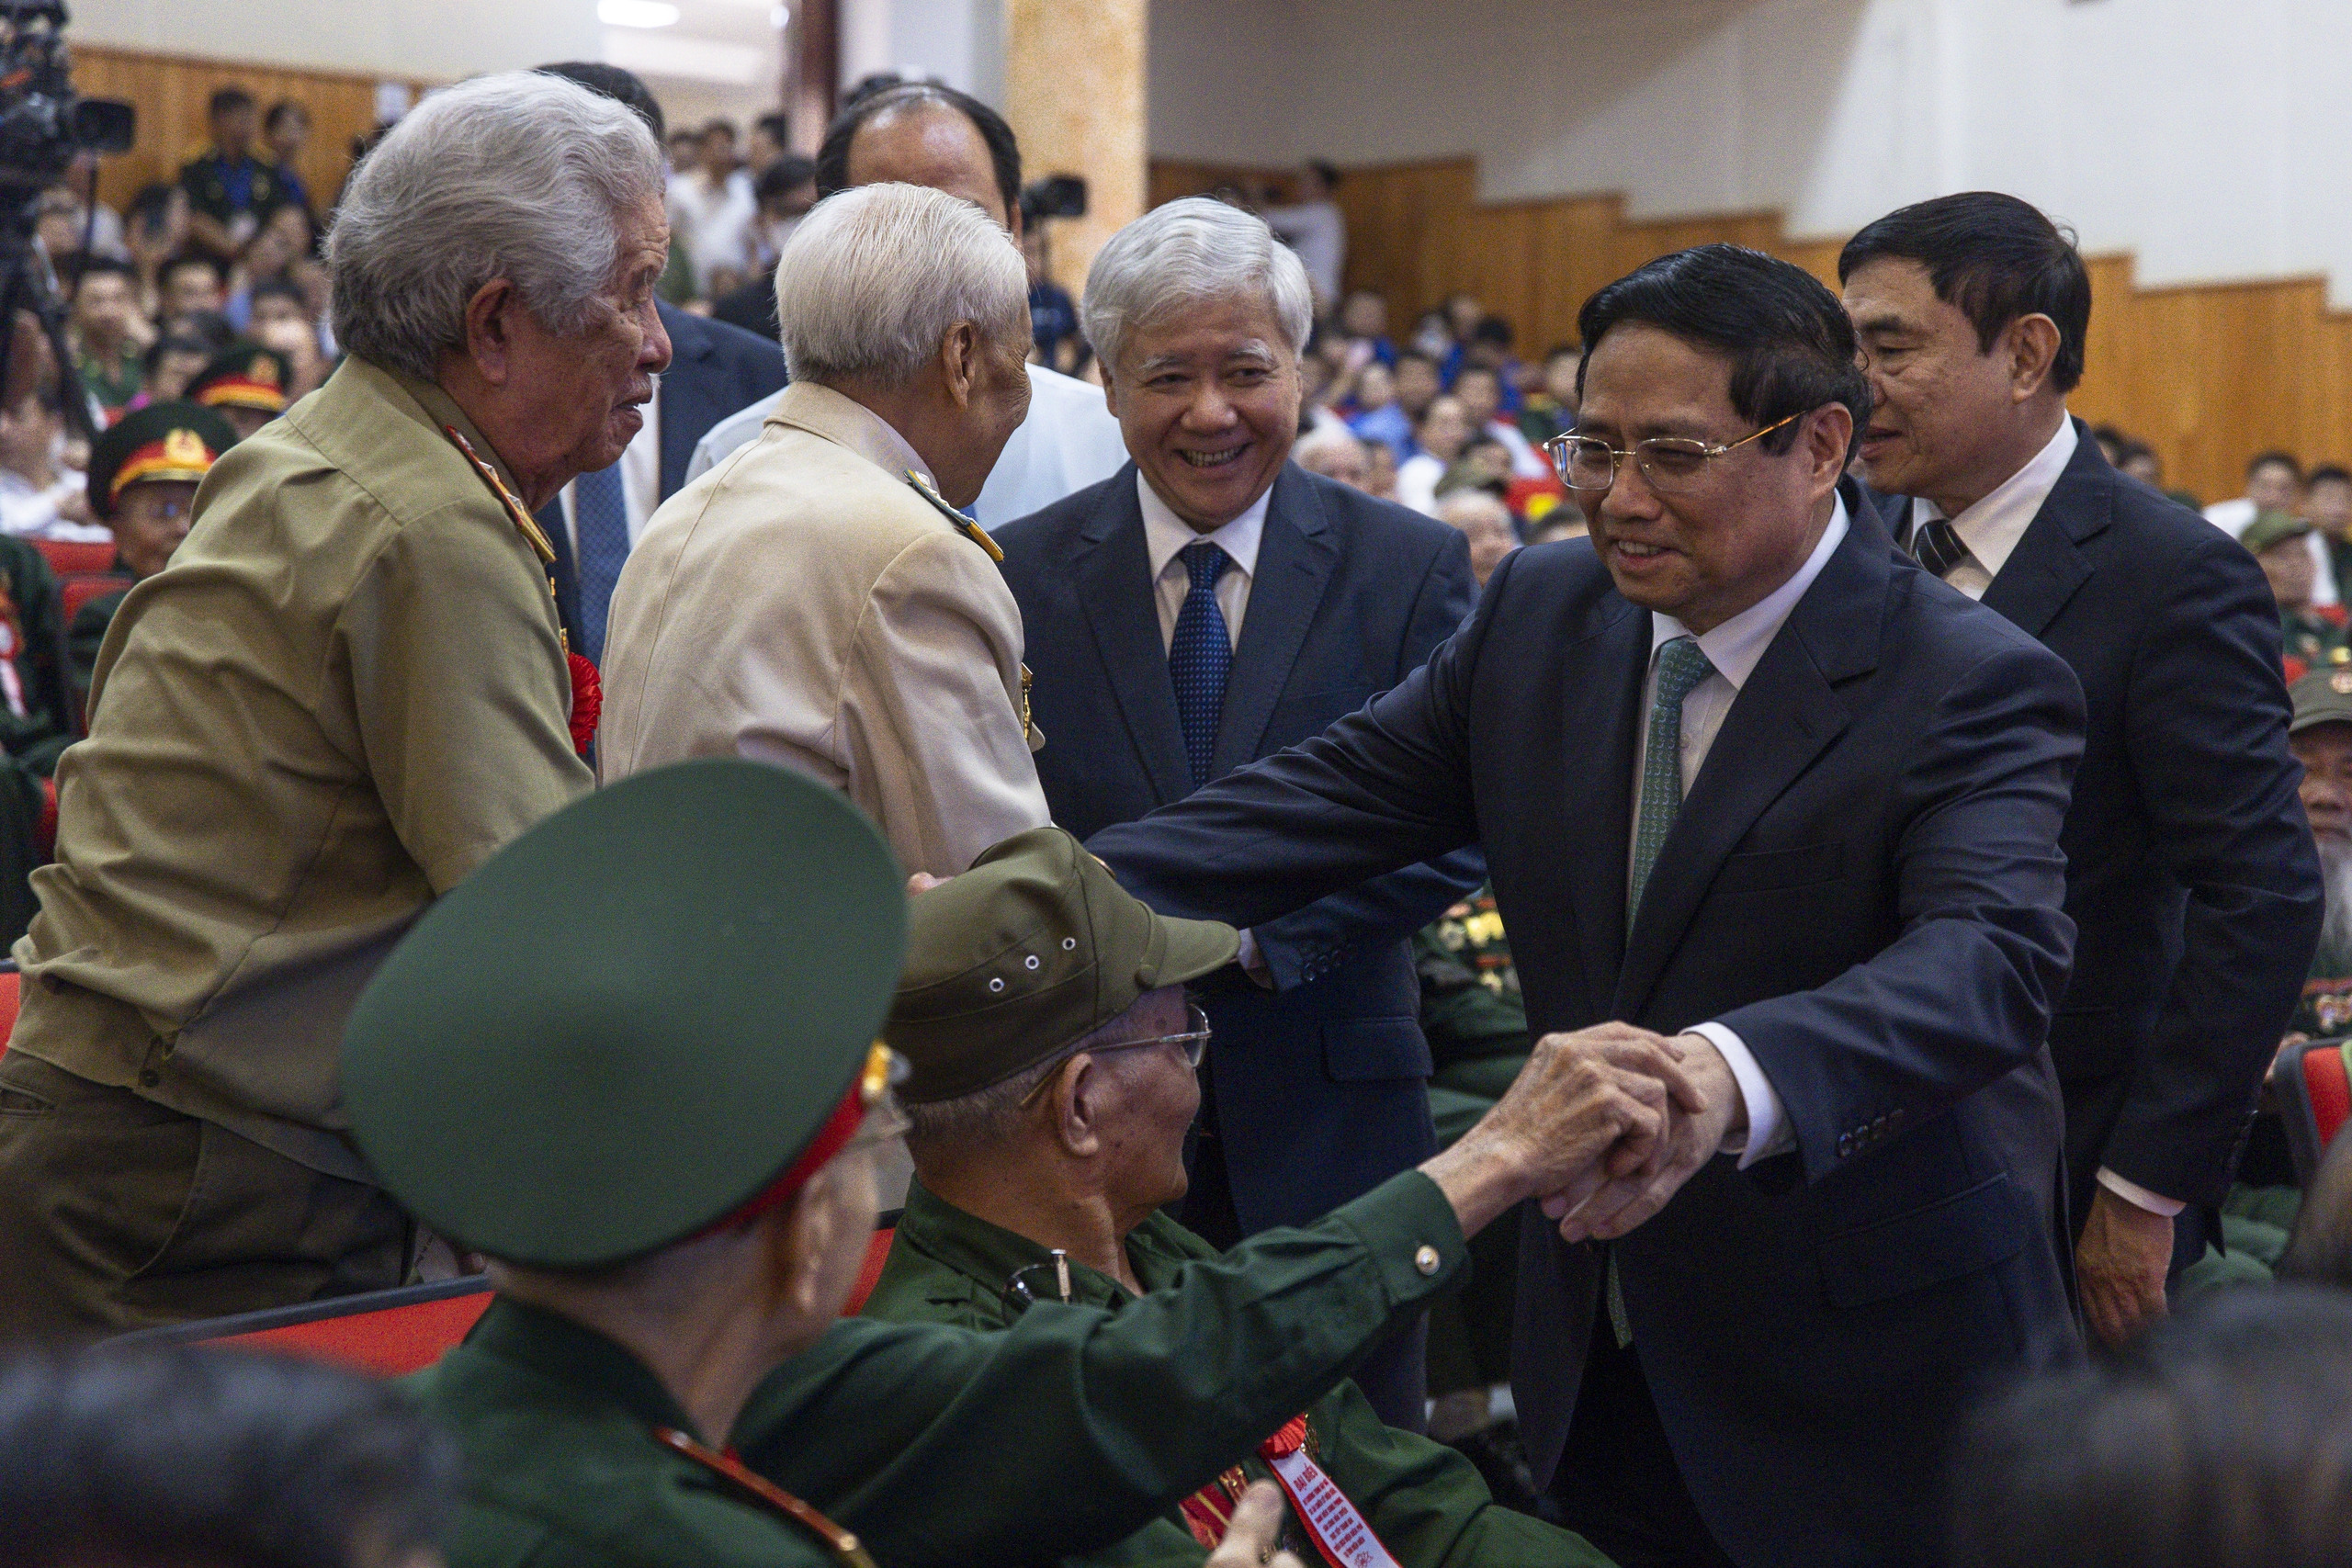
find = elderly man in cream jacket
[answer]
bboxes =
[598,181,1048,876]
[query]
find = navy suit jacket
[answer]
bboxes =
[994,463,1483,1233]
[540,300,786,641]
[1859,425,2322,1210]
[1089,502,2087,1565]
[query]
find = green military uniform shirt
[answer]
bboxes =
[10,355,592,1180]
[176,151,288,232]
[2283,608,2347,672]
[857,1178,1609,1568]
[64,583,124,718]
[1414,885,1531,1148]
[411,1172,1477,1568]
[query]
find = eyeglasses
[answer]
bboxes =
[1016,1002,1214,1108]
[1543,410,1805,494]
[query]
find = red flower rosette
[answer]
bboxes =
[567,651,603,755]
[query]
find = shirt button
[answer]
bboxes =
[1414,1245,1442,1277]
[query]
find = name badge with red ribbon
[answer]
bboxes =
[1179,1416,1400,1568]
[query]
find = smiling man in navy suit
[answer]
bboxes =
[1838,194,2323,1348]
[1087,245,2087,1566]
[993,197,1482,1431]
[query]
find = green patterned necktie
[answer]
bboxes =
[1629,636,1716,931]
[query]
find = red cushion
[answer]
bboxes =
[31,540,115,576]
[2304,1043,2352,1152]
[0,969,18,1062]
[58,571,132,626]
[211,1290,494,1378]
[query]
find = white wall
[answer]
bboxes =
[839,0,1003,104]
[71,0,600,83]
[1151,0,2352,303]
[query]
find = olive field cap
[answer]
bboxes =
[885,826,1238,1102]
[341,760,907,1268]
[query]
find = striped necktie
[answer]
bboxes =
[1910,514,1969,581]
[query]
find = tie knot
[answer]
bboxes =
[1657,636,1713,702]
[1182,539,1232,591]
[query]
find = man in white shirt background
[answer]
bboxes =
[1841,191,2322,1348]
[686,80,1127,528]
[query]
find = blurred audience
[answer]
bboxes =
[66,258,150,418]
[1261,160,1345,308]
[179,87,289,258]
[1435,489,1519,586]
[0,388,99,544]
[1397,394,1472,514]
[265,98,314,217]
[2245,509,2346,678]
[1293,423,1372,490]
[669,117,758,295]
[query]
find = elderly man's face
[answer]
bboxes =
[1442,496,1518,585]
[2251,461,2302,514]
[1298,436,1370,491]
[493,192,673,494]
[2298,724,2352,852]
[1106,295,1301,533]
[112,480,198,581]
[1080,987,1199,1214]
[2262,538,2318,610]
[845,105,1013,231]
[1576,321,1844,635]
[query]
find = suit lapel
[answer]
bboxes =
[1565,598,1651,1012]
[1212,467,1336,779]
[1980,422,2111,638]
[1076,473,1194,806]
[1611,525,1886,1021]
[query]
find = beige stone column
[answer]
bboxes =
[1001,0,1148,301]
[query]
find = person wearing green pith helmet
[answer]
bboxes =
[861,825,1614,1566]
[356,761,1685,1567]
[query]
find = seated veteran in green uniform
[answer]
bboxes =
[865,827,1615,1568]
[2245,509,2347,677]
[64,400,240,716]
[357,762,1684,1568]
[0,70,672,1341]
[185,342,293,443]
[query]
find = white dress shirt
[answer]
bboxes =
[683,363,1129,530]
[557,384,662,553]
[1140,475,1268,651]
[1634,500,1849,1166]
[1906,418,2184,1217]
[1905,416,2075,599]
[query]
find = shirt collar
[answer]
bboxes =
[1907,415,2077,580]
[890,1175,1212,1316]
[1651,494,1849,690]
[453,1295,699,1435]
[1139,470,1270,583]
[766,381,933,489]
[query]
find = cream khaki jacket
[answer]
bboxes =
[598,381,1049,877]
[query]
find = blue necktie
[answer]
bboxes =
[573,462,629,664]
[1170,541,1234,789]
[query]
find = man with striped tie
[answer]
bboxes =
[992,198,1481,1432]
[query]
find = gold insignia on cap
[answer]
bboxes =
[2329,671,2352,694]
[162,427,207,466]
[249,354,282,389]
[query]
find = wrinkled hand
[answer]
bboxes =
[1543,1032,1744,1244]
[1424,1023,1705,1238]
[2076,1184,2173,1346]
[1204,1483,1306,1568]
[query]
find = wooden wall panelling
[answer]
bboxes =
[1152,153,2352,503]
[69,45,430,218]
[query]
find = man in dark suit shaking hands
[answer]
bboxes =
[1838,195,2323,1347]
[994,197,1482,1430]
[1088,245,2086,1565]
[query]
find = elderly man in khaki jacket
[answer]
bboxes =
[598,182,1047,878]
[0,71,668,1338]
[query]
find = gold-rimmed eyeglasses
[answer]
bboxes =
[1542,410,1804,494]
[1016,1002,1214,1108]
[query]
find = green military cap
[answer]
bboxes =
[887,826,1238,1103]
[342,760,908,1269]
[187,342,292,417]
[2244,509,2314,556]
[85,400,238,521]
[2291,660,2352,735]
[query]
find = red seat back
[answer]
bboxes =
[2305,1043,2352,1152]
[31,539,115,576]
[0,966,17,1063]
[844,1226,894,1314]
[58,571,131,626]
[2274,1038,2352,1184]
[210,1285,495,1378]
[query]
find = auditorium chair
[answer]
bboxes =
[0,958,17,1063]
[2274,1037,2352,1185]
[30,540,117,577]
[113,1219,901,1376]
[54,571,132,733]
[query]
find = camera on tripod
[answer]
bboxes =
[0,0,133,437]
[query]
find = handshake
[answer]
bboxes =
[1419,1022,1750,1245]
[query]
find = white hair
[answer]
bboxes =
[327,72,664,381]
[772,182,1030,387]
[1437,489,1511,527]
[1294,423,1367,467]
[1082,197,1315,378]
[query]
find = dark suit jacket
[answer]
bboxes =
[995,463,1483,1235]
[1088,502,2087,1566]
[1859,425,2322,1210]
[538,300,786,640]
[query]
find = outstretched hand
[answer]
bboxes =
[1543,1032,1745,1243]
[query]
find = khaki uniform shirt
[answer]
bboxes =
[410,1173,1470,1568]
[10,355,593,1179]
[859,1178,1608,1568]
[597,381,1048,878]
